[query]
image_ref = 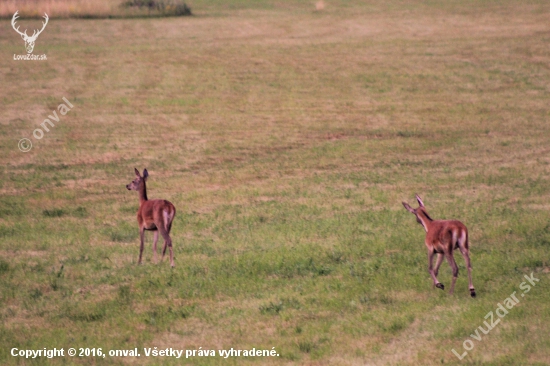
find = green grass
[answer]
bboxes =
[1,0,550,364]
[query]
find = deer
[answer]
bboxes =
[126,168,176,267]
[11,11,49,54]
[402,195,476,297]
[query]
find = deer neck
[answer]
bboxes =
[139,182,148,204]
[417,210,433,233]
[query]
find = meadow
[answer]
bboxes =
[1,0,550,364]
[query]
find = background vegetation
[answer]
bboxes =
[0,0,192,19]
[1,0,549,364]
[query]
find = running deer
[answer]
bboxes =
[402,195,476,297]
[126,168,176,267]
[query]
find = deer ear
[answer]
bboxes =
[134,168,140,177]
[402,202,415,213]
[143,169,149,180]
[415,194,425,207]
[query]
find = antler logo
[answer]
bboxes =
[11,11,49,54]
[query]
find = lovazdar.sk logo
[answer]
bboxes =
[12,11,48,61]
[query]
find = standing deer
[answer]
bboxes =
[11,11,49,54]
[126,168,176,267]
[402,195,476,297]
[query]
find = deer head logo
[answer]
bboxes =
[11,11,49,54]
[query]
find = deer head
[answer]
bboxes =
[126,168,149,191]
[402,194,433,231]
[11,11,49,54]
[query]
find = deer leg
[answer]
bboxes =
[153,230,159,264]
[433,253,444,288]
[168,240,174,268]
[160,226,167,260]
[154,220,167,261]
[459,248,476,297]
[446,253,459,295]
[164,210,175,268]
[138,228,145,265]
[158,226,174,268]
[428,250,444,290]
[161,237,167,262]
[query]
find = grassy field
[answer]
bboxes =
[1,0,550,364]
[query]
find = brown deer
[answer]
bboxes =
[126,168,176,267]
[403,195,475,297]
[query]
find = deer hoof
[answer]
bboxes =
[435,283,444,290]
[470,290,476,298]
